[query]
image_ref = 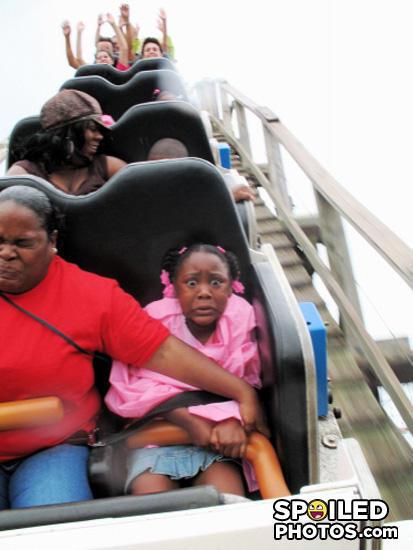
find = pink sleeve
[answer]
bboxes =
[187,400,241,422]
[227,296,262,388]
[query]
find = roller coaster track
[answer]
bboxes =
[211,121,413,521]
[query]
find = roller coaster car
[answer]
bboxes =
[6,103,255,244]
[6,102,214,167]
[6,102,213,168]
[75,57,177,84]
[0,158,315,506]
[60,69,188,120]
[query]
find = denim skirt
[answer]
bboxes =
[126,445,225,490]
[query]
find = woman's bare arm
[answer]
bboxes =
[61,21,80,69]
[119,3,135,63]
[143,335,268,434]
[107,13,128,67]
[7,164,29,176]
[76,21,87,66]
[106,156,127,178]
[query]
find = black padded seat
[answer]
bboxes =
[6,116,42,169]
[5,109,251,243]
[60,70,188,120]
[100,101,215,163]
[75,57,176,84]
[0,158,311,493]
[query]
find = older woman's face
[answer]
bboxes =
[0,201,56,294]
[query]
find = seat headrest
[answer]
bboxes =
[101,101,215,163]
[75,57,176,84]
[7,116,42,168]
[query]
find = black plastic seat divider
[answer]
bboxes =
[0,158,310,496]
[75,57,176,84]
[60,70,188,120]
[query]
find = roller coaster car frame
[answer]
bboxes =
[0,158,315,529]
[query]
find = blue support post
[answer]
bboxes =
[299,302,328,417]
[217,142,231,168]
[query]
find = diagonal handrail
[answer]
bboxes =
[220,82,413,290]
[199,78,413,435]
[211,113,413,436]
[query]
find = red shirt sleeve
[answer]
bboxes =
[115,61,129,71]
[101,283,170,366]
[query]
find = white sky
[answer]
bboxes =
[0,0,412,342]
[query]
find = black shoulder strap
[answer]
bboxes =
[98,390,227,447]
[0,291,99,359]
[1,291,229,447]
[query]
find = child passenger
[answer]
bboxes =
[105,244,262,496]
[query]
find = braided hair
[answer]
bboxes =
[162,243,241,283]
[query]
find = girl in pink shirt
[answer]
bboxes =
[105,244,261,496]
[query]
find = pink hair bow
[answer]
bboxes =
[232,280,245,294]
[160,269,175,298]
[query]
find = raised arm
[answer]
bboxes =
[76,21,87,67]
[106,12,128,67]
[119,3,135,64]
[95,13,104,48]
[157,8,168,55]
[61,20,79,69]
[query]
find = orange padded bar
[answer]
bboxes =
[0,397,64,431]
[127,420,291,499]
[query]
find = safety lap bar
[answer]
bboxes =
[126,419,291,499]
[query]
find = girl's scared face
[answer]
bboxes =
[174,251,232,339]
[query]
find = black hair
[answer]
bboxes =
[162,243,241,283]
[97,36,114,44]
[12,119,106,173]
[0,186,64,239]
[141,37,163,55]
